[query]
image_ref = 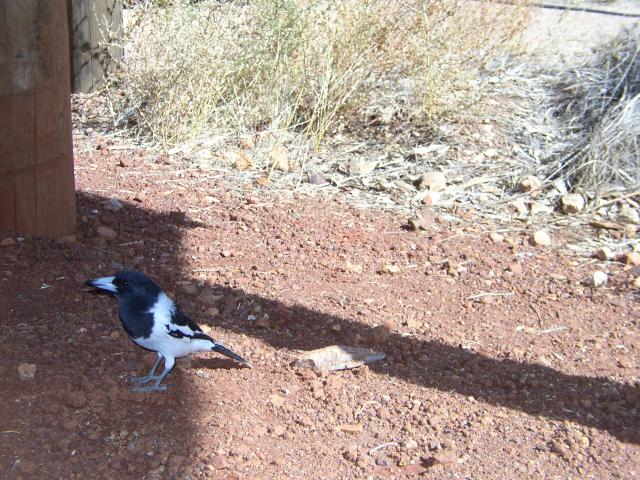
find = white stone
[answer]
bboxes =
[418,171,446,192]
[560,194,585,214]
[532,230,551,246]
[590,271,608,288]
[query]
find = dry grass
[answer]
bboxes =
[550,25,640,194]
[106,0,528,148]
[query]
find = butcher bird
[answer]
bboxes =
[86,270,251,392]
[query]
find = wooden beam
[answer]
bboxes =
[0,0,76,238]
[69,0,123,93]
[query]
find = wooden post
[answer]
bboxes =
[0,0,76,238]
[69,0,123,93]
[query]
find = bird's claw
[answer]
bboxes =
[129,384,167,393]
[127,374,160,384]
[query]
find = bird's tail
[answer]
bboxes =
[212,342,253,368]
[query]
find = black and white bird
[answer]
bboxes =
[86,270,251,392]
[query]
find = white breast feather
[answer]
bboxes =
[136,291,211,358]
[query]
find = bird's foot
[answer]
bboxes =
[130,383,167,393]
[127,374,161,384]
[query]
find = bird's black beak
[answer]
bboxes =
[85,276,118,293]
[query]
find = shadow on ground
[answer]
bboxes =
[83,191,639,445]
[1,189,637,478]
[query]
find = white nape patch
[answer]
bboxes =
[136,292,212,359]
[90,276,117,292]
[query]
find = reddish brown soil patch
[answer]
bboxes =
[1,148,638,479]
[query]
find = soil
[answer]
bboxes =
[1,138,639,480]
[2,2,640,480]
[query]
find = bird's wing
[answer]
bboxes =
[165,305,213,342]
[170,305,203,332]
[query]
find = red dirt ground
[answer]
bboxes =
[1,145,639,479]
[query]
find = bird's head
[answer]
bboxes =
[85,270,161,299]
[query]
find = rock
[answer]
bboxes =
[404,439,418,450]
[225,149,252,171]
[625,224,637,238]
[405,317,420,330]
[483,148,498,158]
[294,346,385,371]
[589,271,608,288]
[343,445,359,462]
[530,200,554,215]
[205,306,220,317]
[18,460,37,475]
[166,455,187,477]
[57,234,77,243]
[510,198,528,216]
[269,146,290,172]
[1,237,15,247]
[255,176,269,186]
[442,439,456,450]
[633,276,640,288]
[371,325,390,344]
[180,283,198,295]
[479,295,493,305]
[619,204,640,224]
[414,144,449,157]
[380,263,400,274]
[348,158,377,176]
[489,232,504,243]
[418,172,446,192]
[594,247,613,261]
[590,220,623,231]
[197,289,222,306]
[110,261,125,271]
[210,455,230,470]
[408,215,433,231]
[421,191,440,206]
[433,450,458,465]
[105,198,124,212]
[221,250,232,258]
[579,436,590,449]
[531,230,551,246]
[269,394,285,408]
[97,226,117,238]
[338,423,364,434]
[560,194,585,214]
[255,316,271,328]
[508,262,523,275]
[624,252,640,266]
[18,363,37,380]
[65,391,88,408]
[517,175,541,192]
[343,262,363,274]
[308,172,326,185]
[133,192,146,203]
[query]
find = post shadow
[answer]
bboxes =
[0,192,211,477]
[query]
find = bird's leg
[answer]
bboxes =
[130,356,175,392]
[128,353,163,384]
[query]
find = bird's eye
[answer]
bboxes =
[114,279,128,288]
